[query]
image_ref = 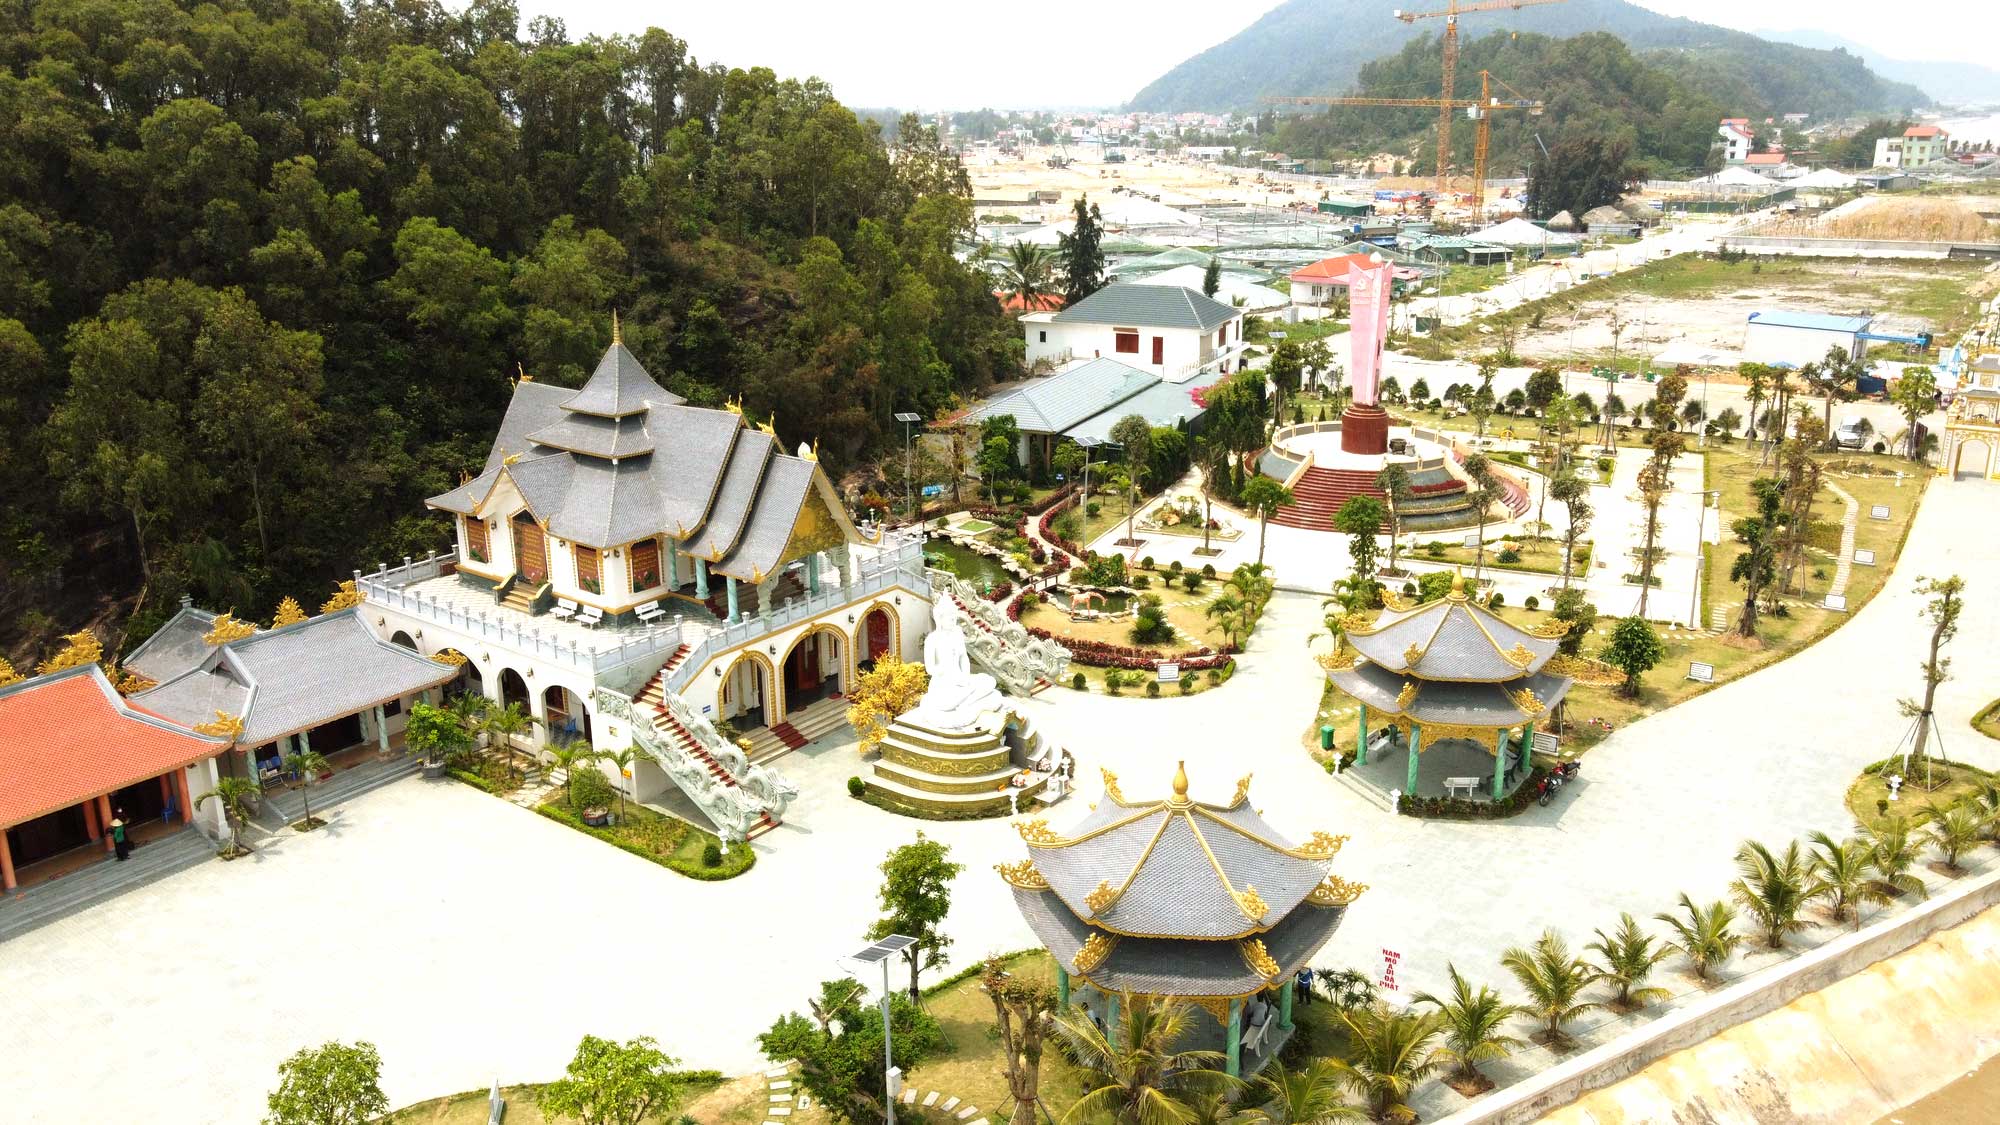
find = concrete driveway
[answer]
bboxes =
[2,481,1991,1122]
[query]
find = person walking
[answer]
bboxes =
[110,815,130,861]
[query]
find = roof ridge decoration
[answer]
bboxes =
[1234,885,1269,922]
[1528,620,1571,640]
[1239,938,1281,981]
[1395,680,1419,711]
[1015,818,1064,845]
[192,711,244,740]
[202,613,256,646]
[995,860,1048,889]
[1294,830,1348,861]
[1306,875,1369,906]
[1100,768,1125,804]
[1318,644,1358,672]
[1511,687,1547,718]
[1073,931,1117,974]
[1403,642,1425,669]
[1229,773,1253,808]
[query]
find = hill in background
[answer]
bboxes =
[1757,28,2000,106]
[1129,0,1927,118]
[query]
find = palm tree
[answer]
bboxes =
[1205,592,1250,649]
[598,745,637,821]
[1244,1059,1362,1123]
[1500,931,1601,1048]
[195,775,262,856]
[1411,965,1525,1089]
[1925,801,1983,873]
[1730,839,1818,950]
[1051,995,1242,1124]
[1584,914,1672,1011]
[999,242,1055,312]
[1807,830,1892,929]
[546,739,597,808]
[1335,1003,1444,1120]
[1654,893,1741,982]
[1860,816,1930,901]
[1227,563,1275,617]
[1967,781,2000,847]
[480,701,535,781]
[282,746,331,830]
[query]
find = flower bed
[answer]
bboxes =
[982,581,1014,603]
[1025,628,1236,672]
[1036,493,1082,562]
[1395,769,1548,820]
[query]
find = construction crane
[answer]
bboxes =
[1268,70,1543,220]
[1393,0,1568,197]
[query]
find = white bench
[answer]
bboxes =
[551,598,579,621]
[1443,776,1479,799]
[634,599,666,624]
[576,605,604,628]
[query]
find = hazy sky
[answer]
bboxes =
[524,0,2000,109]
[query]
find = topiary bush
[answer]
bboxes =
[1524,595,1540,611]
[1071,671,1087,691]
[1201,563,1217,578]
[1497,547,1521,564]
[847,776,866,798]
[1146,680,1160,697]
[1426,542,1446,559]
[1085,502,1101,518]
[1140,555,1155,569]
[1488,592,1505,609]
[702,842,723,867]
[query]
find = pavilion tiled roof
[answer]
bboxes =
[1341,585,1558,682]
[0,666,229,830]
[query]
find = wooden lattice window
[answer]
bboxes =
[630,538,662,593]
[464,517,489,564]
[575,545,601,594]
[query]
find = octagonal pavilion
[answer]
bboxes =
[998,763,1365,1076]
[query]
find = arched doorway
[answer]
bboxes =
[512,511,549,584]
[499,668,530,713]
[859,605,896,670]
[719,651,775,730]
[543,685,591,745]
[1954,437,1993,481]
[783,626,847,711]
[389,630,417,650]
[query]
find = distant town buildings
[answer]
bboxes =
[1876,125,1950,170]
[1719,118,1755,164]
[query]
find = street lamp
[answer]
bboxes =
[1075,435,1105,505]
[1688,488,1722,629]
[894,412,923,521]
[840,935,918,1124]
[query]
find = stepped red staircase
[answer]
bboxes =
[1271,464,1392,531]
[766,721,811,751]
[634,648,740,793]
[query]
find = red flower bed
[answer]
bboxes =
[1410,479,1467,495]
[982,581,1014,603]
[1037,493,1082,562]
[1022,627,1237,671]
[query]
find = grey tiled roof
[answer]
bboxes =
[1344,597,1557,682]
[1052,285,1240,332]
[713,456,813,582]
[1062,369,1222,444]
[135,610,456,747]
[963,358,1157,435]
[548,457,665,547]
[561,342,683,417]
[687,430,775,562]
[124,605,228,684]
[644,406,744,537]
[506,454,576,524]
[1329,660,1572,730]
[429,467,501,516]
[1012,885,1348,999]
[483,382,571,473]
[1025,785,1334,939]
[525,413,657,459]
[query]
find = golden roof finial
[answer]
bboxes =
[517,362,532,383]
[610,308,622,346]
[1449,569,1467,600]
[1171,760,1189,804]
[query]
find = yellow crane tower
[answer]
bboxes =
[1393,0,1568,196]
[1267,70,1543,220]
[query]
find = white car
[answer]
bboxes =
[1833,418,1869,450]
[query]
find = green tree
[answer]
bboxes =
[1238,477,1294,567]
[282,747,331,830]
[1600,616,1664,698]
[1524,367,1563,423]
[405,700,475,768]
[1051,995,1242,1123]
[264,1040,388,1125]
[1266,340,1305,427]
[1730,479,1783,638]
[1500,931,1601,1047]
[539,1035,689,1125]
[1655,894,1741,983]
[1804,344,1863,444]
[196,775,262,857]
[1890,367,1938,462]
[1247,1059,1363,1123]
[1550,588,1598,657]
[1860,815,1929,901]
[1584,914,1671,1011]
[1806,830,1892,929]
[1526,134,1640,222]
[1461,453,1501,581]
[1109,414,1155,546]
[1334,1003,1444,1119]
[1548,473,1592,588]
[1925,801,1983,873]
[760,981,947,1123]
[1000,242,1057,311]
[983,962,1058,1125]
[1899,575,1965,788]
[1730,839,1818,949]
[1633,458,1670,616]
[1376,463,1412,577]
[868,832,964,1001]
[481,701,536,781]
[1059,196,1107,306]
[1332,495,1385,603]
[1202,259,1222,298]
[1411,965,1525,1089]
[1205,591,1252,648]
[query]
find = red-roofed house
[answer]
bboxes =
[1744,152,1788,167]
[1288,253,1422,308]
[0,665,230,893]
[996,290,1064,314]
[1876,125,1949,169]
[1719,118,1754,164]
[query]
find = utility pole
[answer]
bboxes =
[895,412,923,522]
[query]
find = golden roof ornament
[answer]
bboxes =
[502,453,521,466]
[1230,773,1253,807]
[1306,875,1369,906]
[1015,818,1063,845]
[1296,831,1349,860]
[1529,619,1571,639]
[193,711,245,739]
[320,580,361,614]
[1170,760,1191,806]
[517,362,532,383]
[1073,931,1116,973]
[1448,570,1469,600]
[1395,680,1419,711]
[1504,642,1535,668]
[994,860,1048,889]
[1380,588,1413,611]
[1100,768,1124,803]
[1234,884,1269,921]
[1511,687,1547,717]
[1403,642,1425,668]
[1239,938,1281,980]
[1084,880,1119,913]
[202,613,255,646]
[430,650,468,667]
[1317,644,1358,672]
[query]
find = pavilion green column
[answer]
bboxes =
[1056,966,1070,1007]
[725,577,740,623]
[694,557,709,598]
[1356,704,1369,764]
[1225,999,1243,1077]
[1105,994,1120,1048]
[1492,730,1507,799]
[1404,727,1421,795]
[806,554,821,596]
[666,548,680,589]
[1520,721,1536,773]
[376,705,390,754]
[1278,982,1294,1031]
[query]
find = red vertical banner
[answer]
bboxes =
[1377,948,1402,992]
[1345,257,1393,408]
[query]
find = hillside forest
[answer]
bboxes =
[0,0,1019,660]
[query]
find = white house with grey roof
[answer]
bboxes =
[962,357,1221,472]
[346,327,948,840]
[1021,285,1246,382]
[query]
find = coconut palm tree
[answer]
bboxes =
[1051,995,1242,1124]
[546,738,597,808]
[281,746,331,830]
[1411,965,1525,1089]
[1583,914,1672,1011]
[1730,839,1818,950]
[1227,563,1275,616]
[1967,781,2000,846]
[1925,801,1984,873]
[1334,1003,1444,1120]
[1242,1059,1363,1123]
[1860,816,1930,901]
[1501,931,1601,1048]
[195,775,262,856]
[1205,592,1251,649]
[598,745,637,821]
[480,701,535,781]
[999,242,1056,312]
[1806,831,1891,929]
[1654,893,1741,983]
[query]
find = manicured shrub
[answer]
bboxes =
[1104,669,1124,695]
[1140,556,1155,569]
[1178,678,1193,695]
[1524,595,1540,611]
[1086,502,1101,517]
[1201,563,1216,578]
[1488,592,1505,609]
[1131,574,1150,588]
[1425,542,1446,559]
[1596,456,1614,474]
[1146,680,1161,697]
[1071,671,1087,691]
[1170,559,1184,572]
[1497,547,1521,564]
[701,842,723,867]
[847,776,866,798]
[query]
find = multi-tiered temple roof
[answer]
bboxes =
[1325,576,1577,733]
[1000,764,1362,1004]
[426,330,861,583]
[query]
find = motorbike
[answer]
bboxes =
[1536,759,1582,806]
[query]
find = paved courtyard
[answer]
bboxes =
[2,481,1993,1122]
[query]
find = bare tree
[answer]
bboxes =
[1898,575,1965,790]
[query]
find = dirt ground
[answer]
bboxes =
[1512,258,2000,363]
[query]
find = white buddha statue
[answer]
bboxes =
[902,598,1003,732]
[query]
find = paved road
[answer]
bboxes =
[2,482,1991,1122]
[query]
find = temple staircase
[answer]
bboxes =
[596,674,800,843]
[499,581,541,615]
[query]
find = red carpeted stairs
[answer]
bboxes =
[635,657,738,790]
[1271,464,1392,531]
[766,721,811,750]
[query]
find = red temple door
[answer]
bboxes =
[512,514,548,584]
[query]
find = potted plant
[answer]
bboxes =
[406,701,472,779]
